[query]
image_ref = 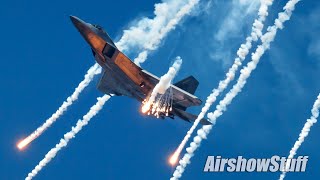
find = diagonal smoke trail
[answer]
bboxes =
[19,0,199,149]
[17,63,101,149]
[279,93,320,180]
[25,95,111,180]
[169,0,274,166]
[171,0,300,179]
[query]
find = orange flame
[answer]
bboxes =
[141,103,151,114]
[17,136,33,150]
[169,151,180,166]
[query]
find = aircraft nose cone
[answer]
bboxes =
[70,16,87,31]
[70,15,79,25]
[70,15,106,55]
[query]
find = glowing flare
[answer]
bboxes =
[141,102,151,113]
[169,151,180,166]
[17,137,33,150]
[142,96,173,118]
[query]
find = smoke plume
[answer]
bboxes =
[115,0,200,66]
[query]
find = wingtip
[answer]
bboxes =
[200,118,213,125]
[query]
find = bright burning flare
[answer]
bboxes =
[17,136,33,150]
[169,151,180,166]
[141,91,173,118]
[141,101,152,114]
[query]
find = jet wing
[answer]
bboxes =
[97,70,125,96]
[141,70,202,109]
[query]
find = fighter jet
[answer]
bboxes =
[70,16,211,125]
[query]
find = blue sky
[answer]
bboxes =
[1,0,320,179]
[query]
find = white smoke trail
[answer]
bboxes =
[169,0,274,166]
[134,0,199,66]
[171,0,300,179]
[116,0,200,66]
[153,56,182,95]
[17,63,101,150]
[279,93,320,180]
[25,95,111,180]
[145,57,182,102]
[116,0,185,50]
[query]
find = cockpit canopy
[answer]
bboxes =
[91,24,116,48]
[92,24,104,31]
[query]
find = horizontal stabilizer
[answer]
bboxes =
[97,70,124,96]
[174,108,212,125]
[174,76,199,95]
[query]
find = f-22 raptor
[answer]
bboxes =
[70,16,211,125]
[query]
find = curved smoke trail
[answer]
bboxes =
[25,95,111,180]
[119,0,199,66]
[279,93,320,180]
[171,0,300,179]
[169,0,274,167]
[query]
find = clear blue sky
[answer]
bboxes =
[1,0,320,179]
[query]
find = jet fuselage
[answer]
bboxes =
[70,16,211,125]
